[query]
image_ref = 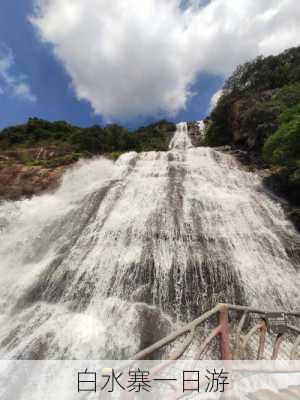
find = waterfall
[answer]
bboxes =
[0,122,299,360]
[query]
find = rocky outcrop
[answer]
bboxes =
[0,118,177,201]
[187,119,209,147]
[0,163,65,200]
[0,146,78,201]
[224,89,279,151]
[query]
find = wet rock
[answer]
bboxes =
[0,163,65,200]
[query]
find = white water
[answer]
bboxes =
[197,120,206,142]
[0,122,299,359]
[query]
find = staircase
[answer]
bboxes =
[248,385,300,399]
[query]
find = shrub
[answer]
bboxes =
[263,104,300,167]
[0,118,175,156]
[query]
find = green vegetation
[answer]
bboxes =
[263,104,300,204]
[223,47,300,94]
[0,118,175,159]
[206,47,300,148]
[0,118,175,200]
[205,46,300,228]
[263,104,300,167]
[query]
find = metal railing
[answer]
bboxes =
[132,303,300,360]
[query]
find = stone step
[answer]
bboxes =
[247,389,297,400]
[282,387,300,399]
[288,386,300,394]
[279,388,300,399]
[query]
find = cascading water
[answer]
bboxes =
[0,122,299,360]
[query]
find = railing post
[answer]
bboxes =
[257,321,267,360]
[219,304,232,360]
[272,333,285,360]
[233,311,248,360]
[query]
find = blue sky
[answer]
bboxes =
[0,0,223,130]
[0,0,223,129]
[0,0,299,131]
[0,0,106,129]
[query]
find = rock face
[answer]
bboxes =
[228,90,279,150]
[0,164,65,200]
[187,120,209,146]
[0,119,176,201]
[0,146,77,201]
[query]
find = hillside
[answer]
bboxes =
[205,46,300,230]
[1,46,300,232]
[0,119,175,200]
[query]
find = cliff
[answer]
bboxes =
[205,46,300,230]
[0,146,76,200]
[0,119,175,201]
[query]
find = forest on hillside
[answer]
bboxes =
[0,119,175,163]
[205,46,300,228]
[1,46,300,230]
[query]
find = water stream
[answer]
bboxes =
[0,122,299,359]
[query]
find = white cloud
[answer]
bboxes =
[0,46,37,102]
[31,0,300,119]
[209,89,223,112]
[13,82,37,103]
